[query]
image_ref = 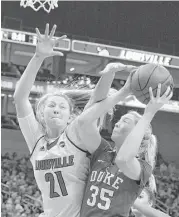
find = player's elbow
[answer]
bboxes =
[115,156,128,165]
[13,91,20,104]
[116,153,135,165]
[115,156,135,174]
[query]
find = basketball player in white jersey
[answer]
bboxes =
[13,24,135,217]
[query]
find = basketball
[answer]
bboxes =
[131,63,174,104]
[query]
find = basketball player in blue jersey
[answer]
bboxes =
[78,71,172,216]
[13,23,136,217]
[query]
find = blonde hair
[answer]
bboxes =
[128,111,158,170]
[148,174,157,193]
[144,174,157,206]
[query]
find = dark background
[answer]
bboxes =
[2,1,179,54]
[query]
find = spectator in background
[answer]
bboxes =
[1,116,18,129]
[160,162,168,176]
[6,62,21,78]
[168,162,176,176]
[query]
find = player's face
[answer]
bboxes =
[111,113,136,142]
[132,190,150,216]
[43,96,71,129]
[137,190,150,205]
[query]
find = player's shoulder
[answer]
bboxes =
[90,138,114,163]
[100,138,114,152]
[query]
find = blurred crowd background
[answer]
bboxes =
[1,152,179,217]
[1,1,179,217]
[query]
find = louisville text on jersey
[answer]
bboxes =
[35,155,74,170]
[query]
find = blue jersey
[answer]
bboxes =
[80,138,152,217]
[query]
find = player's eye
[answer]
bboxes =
[123,119,130,123]
[48,103,55,107]
[59,105,66,109]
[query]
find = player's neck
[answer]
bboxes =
[114,137,125,152]
[46,127,65,140]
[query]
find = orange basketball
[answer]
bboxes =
[131,64,174,104]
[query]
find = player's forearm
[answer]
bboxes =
[92,72,115,102]
[14,54,44,102]
[88,63,137,108]
[84,72,115,111]
[78,87,129,124]
[133,203,171,217]
[116,112,154,162]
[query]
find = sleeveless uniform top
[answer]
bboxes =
[18,113,90,217]
[80,138,152,217]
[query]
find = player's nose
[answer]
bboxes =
[53,106,60,114]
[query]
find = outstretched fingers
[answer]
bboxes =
[35,28,42,40]
[49,24,57,38]
[55,35,67,43]
[44,23,49,38]
[161,86,172,99]
[149,87,154,101]
[167,90,173,100]
[156,83,161,98]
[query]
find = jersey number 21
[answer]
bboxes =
[45,171,68,198]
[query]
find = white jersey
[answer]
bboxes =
[18,113,90,217]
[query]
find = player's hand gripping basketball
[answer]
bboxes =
[122,68,137,96]
[35,23,66,58]
[145,84,173,115]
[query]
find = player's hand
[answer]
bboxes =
[122,68,137,96]
[145,84,173,115]
[99,62,137,75]
[133,197,142,209]
[35,23,66,58]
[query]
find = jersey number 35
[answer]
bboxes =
[87,185,114,210]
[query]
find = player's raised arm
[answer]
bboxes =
[133,200,171,217]
[68,70,134,153]
[115,84,173,180]
[67,64,137,154]
[13,23,66,152]
[77,70,134,125]
[84,63,137,111]
[13,23,65,118]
